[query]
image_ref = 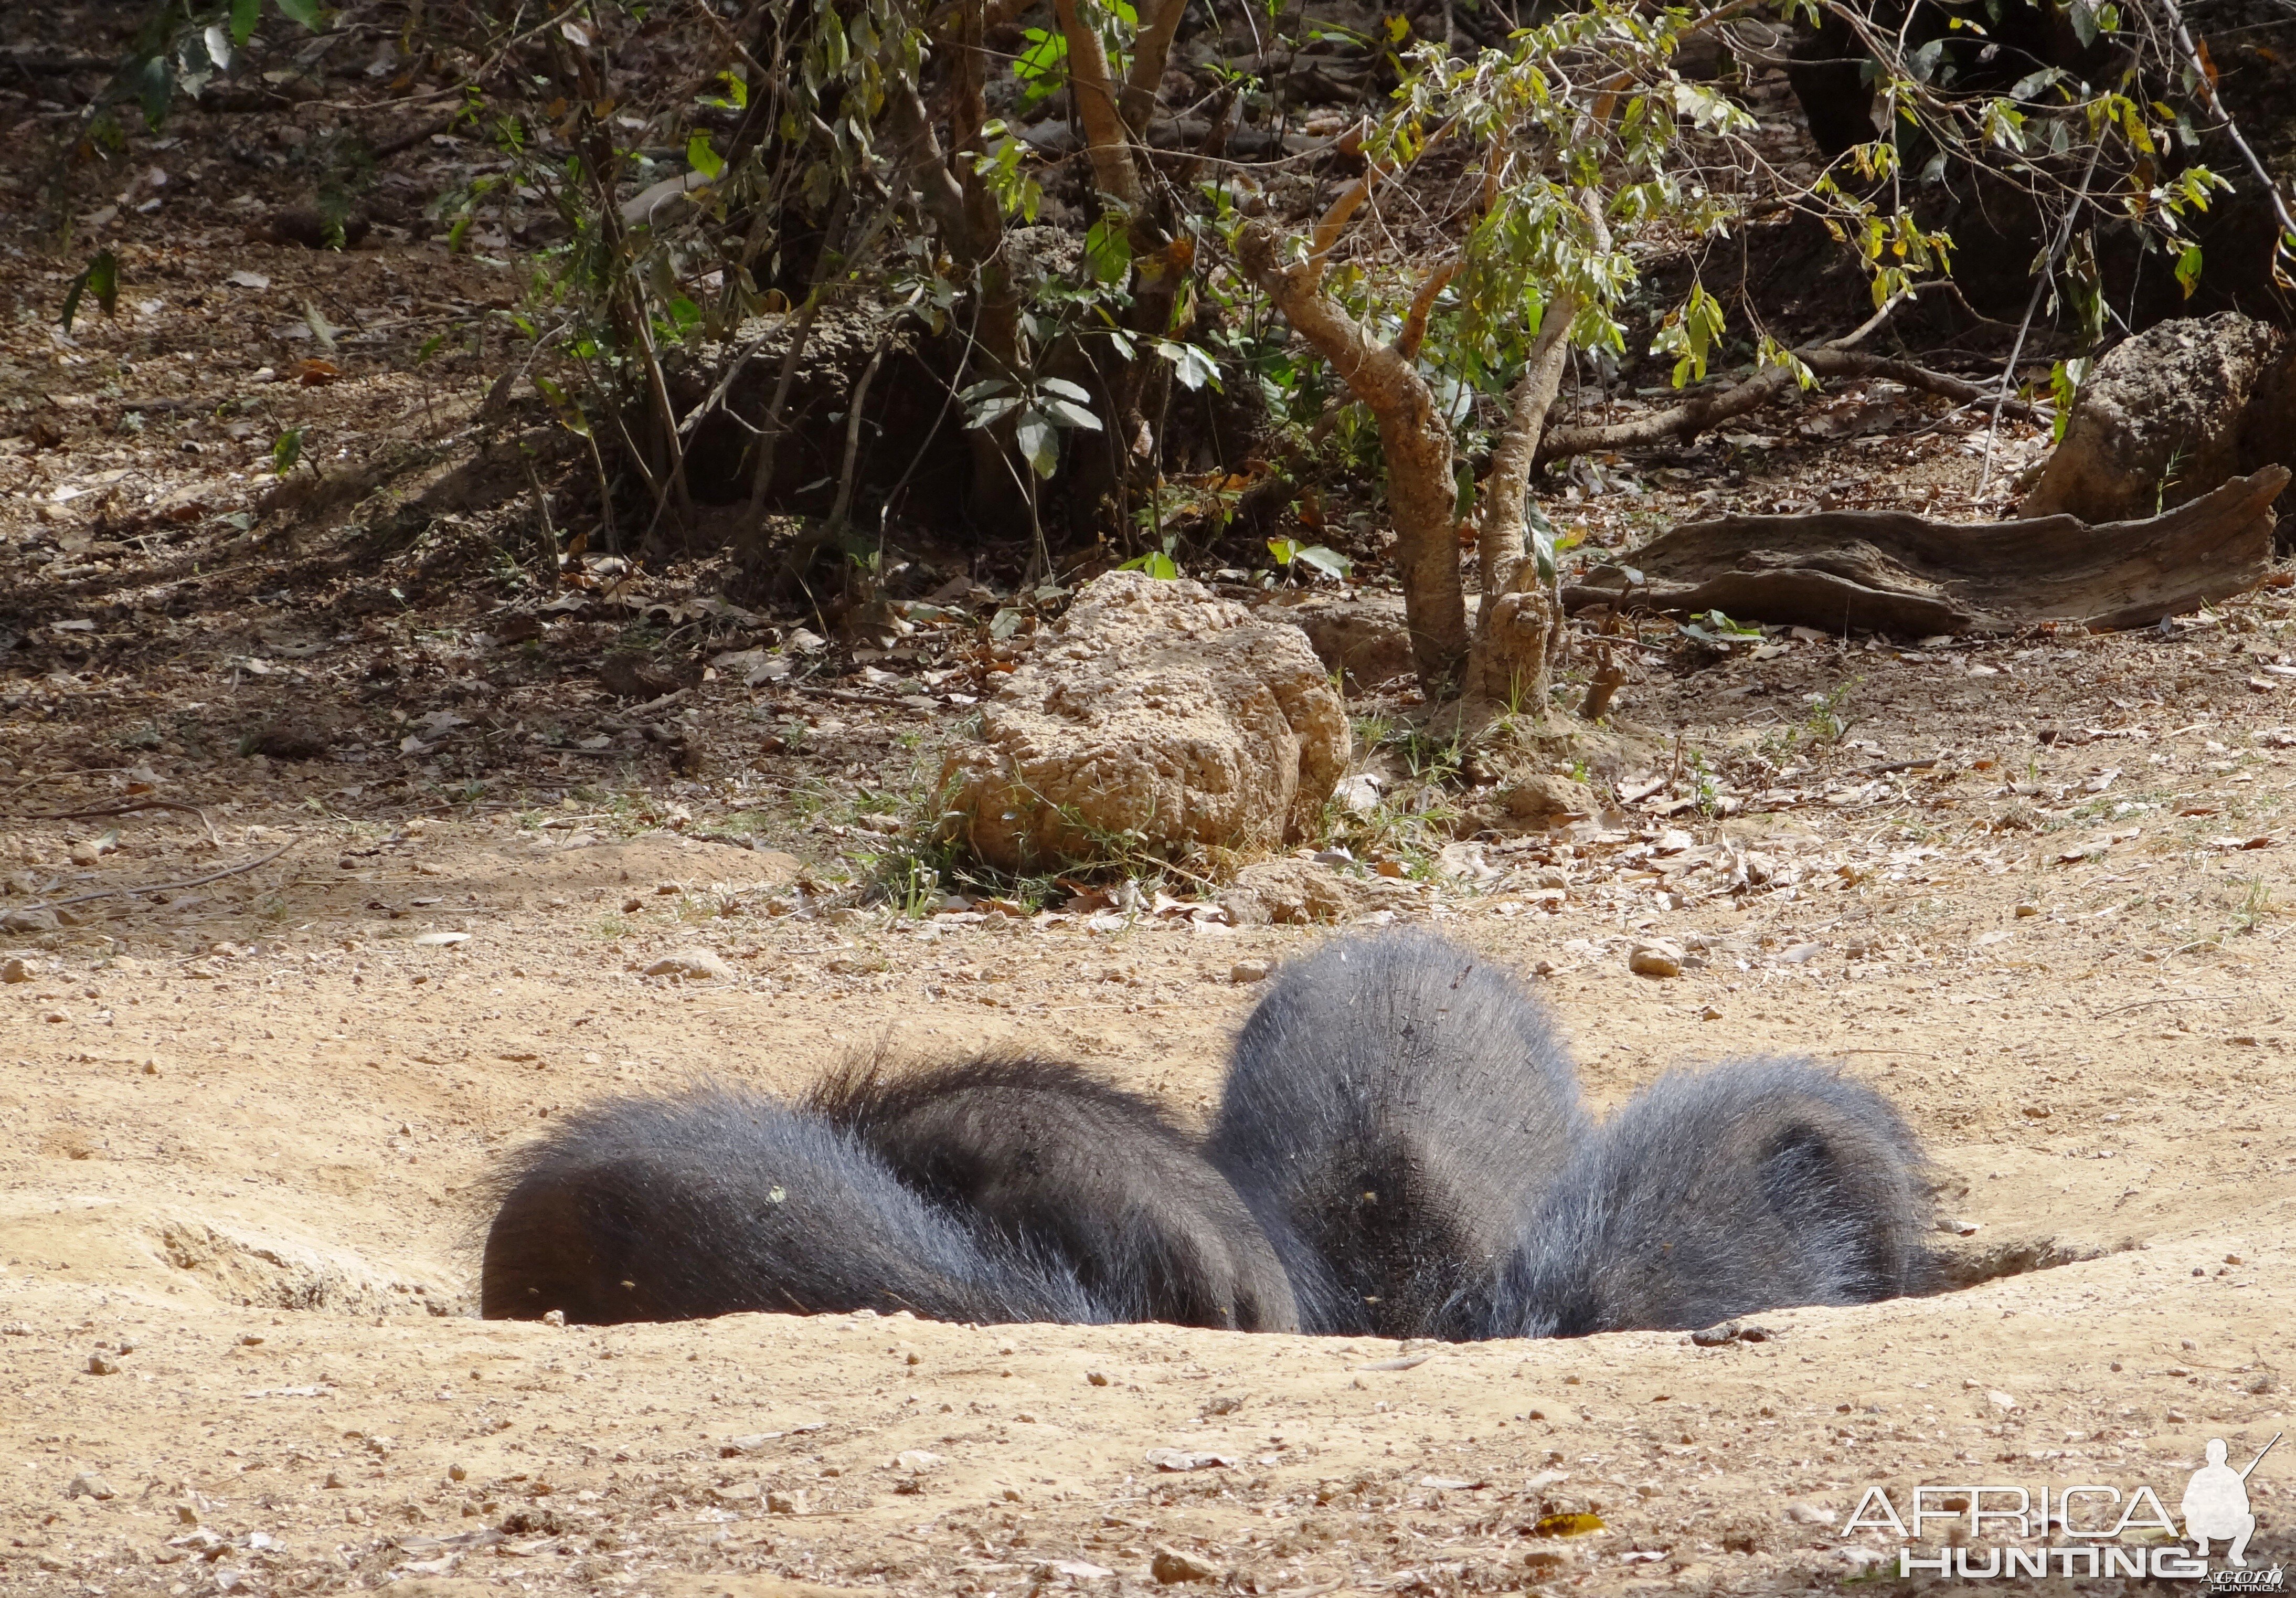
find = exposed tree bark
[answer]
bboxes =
[1050,0,1146,212]
[1562,467,2289,634]
[1119,0,1189,135]
[1237,221,1470,689]
[1045,0,1191,530]
[1464,289,1579,707]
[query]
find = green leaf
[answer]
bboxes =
[1016,410,1060,478]
[1038,376,1093,404]
[230,0,260,45]
[272,0,326,30]
[1041,397,1103,431]
[1119,551,1179,579]
[59,250,119,332]
[131,55,174,129]
[1267,537,1301,566]
[1012,26,1067,87]
[964,394,1024,428]
[1085,213,1132,284]
[272,427,304,478]
[1526,502,1558,587]
[685,131,725,180]
[2175,244,2204,298]
[1154,340,1220,391]
[1293,544,1353,580]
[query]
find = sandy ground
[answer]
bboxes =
[6,3,2292,1592]
[7,608,2296,1598]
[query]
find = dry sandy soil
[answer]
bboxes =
[7,603,2296,1597]
[4,10,2294,1593]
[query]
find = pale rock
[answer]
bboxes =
[1150,1544,1220,1584]
[644,947,737,983]
[2021,313,2294,522]
[1217,860,1357,926]
[944,573,1348,871]
[1039,1558,1115,1581]
[1629,940,1684,978]
[1502,772,1599,822]
[1259,588,1415,690]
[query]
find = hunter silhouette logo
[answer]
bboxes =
[1842,1431,2283,1583]
[2185,1434,2278,1569]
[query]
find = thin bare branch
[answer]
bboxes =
[1395,258,1462,361]
[30,839,297,913]
[1539,348,2040,463]
[2153,0,2296,238]
[1309,117,1452,273]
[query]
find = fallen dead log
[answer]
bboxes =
[1563,467,2289,635]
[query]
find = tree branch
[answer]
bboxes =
[1050,0,1144,210]
[1238,220,1470,684]
[1308,117,1452,274]
[2150,0,2296,240]
[1477,289,1579,596]
[884,78,973,250]
[1537,347,2039,463]
[1395,258,1461,361]
[1119,0,1188,136]
[1237,223,1394,390]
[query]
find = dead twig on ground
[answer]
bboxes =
[29,840,297,912]
[2,768,137,799]
[16,798,221,847]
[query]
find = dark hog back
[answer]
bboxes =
[480,1084,1103,1327]
[1472,1057,1937,1339]
[809,1054,1300,1332]
[1209,930,1591,1337]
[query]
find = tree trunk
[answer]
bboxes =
[1464,291,1577,708]
[1237,222,1470,691]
